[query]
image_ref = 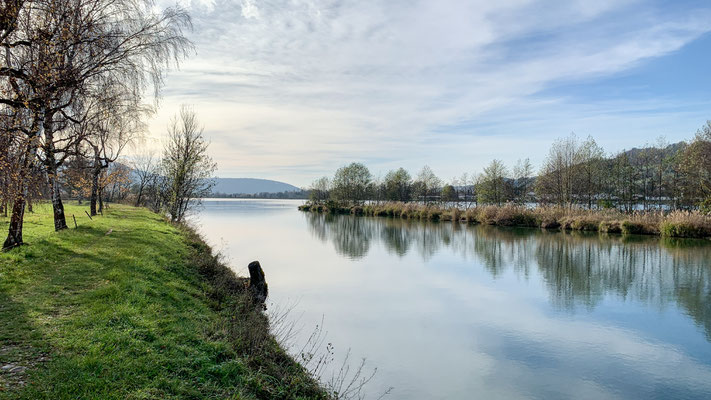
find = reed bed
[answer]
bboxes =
[299,202,711,239]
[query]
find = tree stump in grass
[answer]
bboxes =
[248,261,268,306]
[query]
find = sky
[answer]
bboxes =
[144,0,711,187]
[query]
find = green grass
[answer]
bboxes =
[0,203,325,399]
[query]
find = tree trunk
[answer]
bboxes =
[3,194,26,250]
[90,161,100,216]
[48,170,68,231]
[98,187,104,214]
[3,136,36,249]
[42,112,67,231]
[4,115,43,249]
[135,183,144,207]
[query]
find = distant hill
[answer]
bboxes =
[622,141,685,161]
[211,178,301,195]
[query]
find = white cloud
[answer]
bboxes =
[144,0,711,185]
[240,0,259,19]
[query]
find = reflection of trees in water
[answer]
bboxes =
[410,221,446,261]
[532,233,711,313]
[302,213,711,338]
[535,233,627,310]
[305,212,329,242]
[331,217,374,259]
[470,226,537,279]
[673,260,711,341]
[380,219,412,256]
[305,213,374,259]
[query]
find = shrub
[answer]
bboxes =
[450,208,462,222]
[621,220,643,235]
[493,206,518,226]
[660,222,705,238]
[570,218,600,231]
[510,210,538,227]
[599,221,621,234]
[559,217,574,230]
[659,211,711,238]
[429,209,442,221]
[597,199,614,209]
[375,208,388,217]
[540,219,560,229]
[464,209,478,223]
[699,198,711,215]
[478,206,499,225]
[324,199,345,213]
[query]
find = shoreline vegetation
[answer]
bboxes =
[0,203,327,399]
[298,202,711,239]
[302,124,711,243]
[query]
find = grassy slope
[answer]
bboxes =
[0,203,324,399]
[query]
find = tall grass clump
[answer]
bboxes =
[599,221,621,233]
[621,220,644,235]
[660,211,711,238]
[464,209,478,223]
[450,207,462,222]
[297,201,711,239]
[622,212,662,235]
[534,206,565,229]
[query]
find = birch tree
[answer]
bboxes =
[161,106,216,223]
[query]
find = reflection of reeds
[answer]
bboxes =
[299,202,711,238]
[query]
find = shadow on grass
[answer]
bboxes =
[0,286,50,396]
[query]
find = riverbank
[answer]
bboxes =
[298,202,711,239]
[0,203,326,399]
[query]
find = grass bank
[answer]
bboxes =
[298,202,711,239]
[0,203,326,399]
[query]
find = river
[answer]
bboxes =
[195,198,711,399]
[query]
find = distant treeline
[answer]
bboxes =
[307,122,711,213]
[211,190,308,199]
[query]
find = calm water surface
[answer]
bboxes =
[195,199,711,399]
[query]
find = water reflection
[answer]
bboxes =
[304,213,711,339]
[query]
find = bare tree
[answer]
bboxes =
[82,84,147,215]
[512,158,533,204]
[309,176,331,205]
[413,165,441,204]
[536,133,580,207]
[458,172,475,209]
[161,106,216,223]
[478,159,510,206]
[131,151,158,207]
[575,136,604,209]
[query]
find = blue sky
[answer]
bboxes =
[145,0,711,187]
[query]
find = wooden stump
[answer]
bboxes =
[248,261,268,306]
